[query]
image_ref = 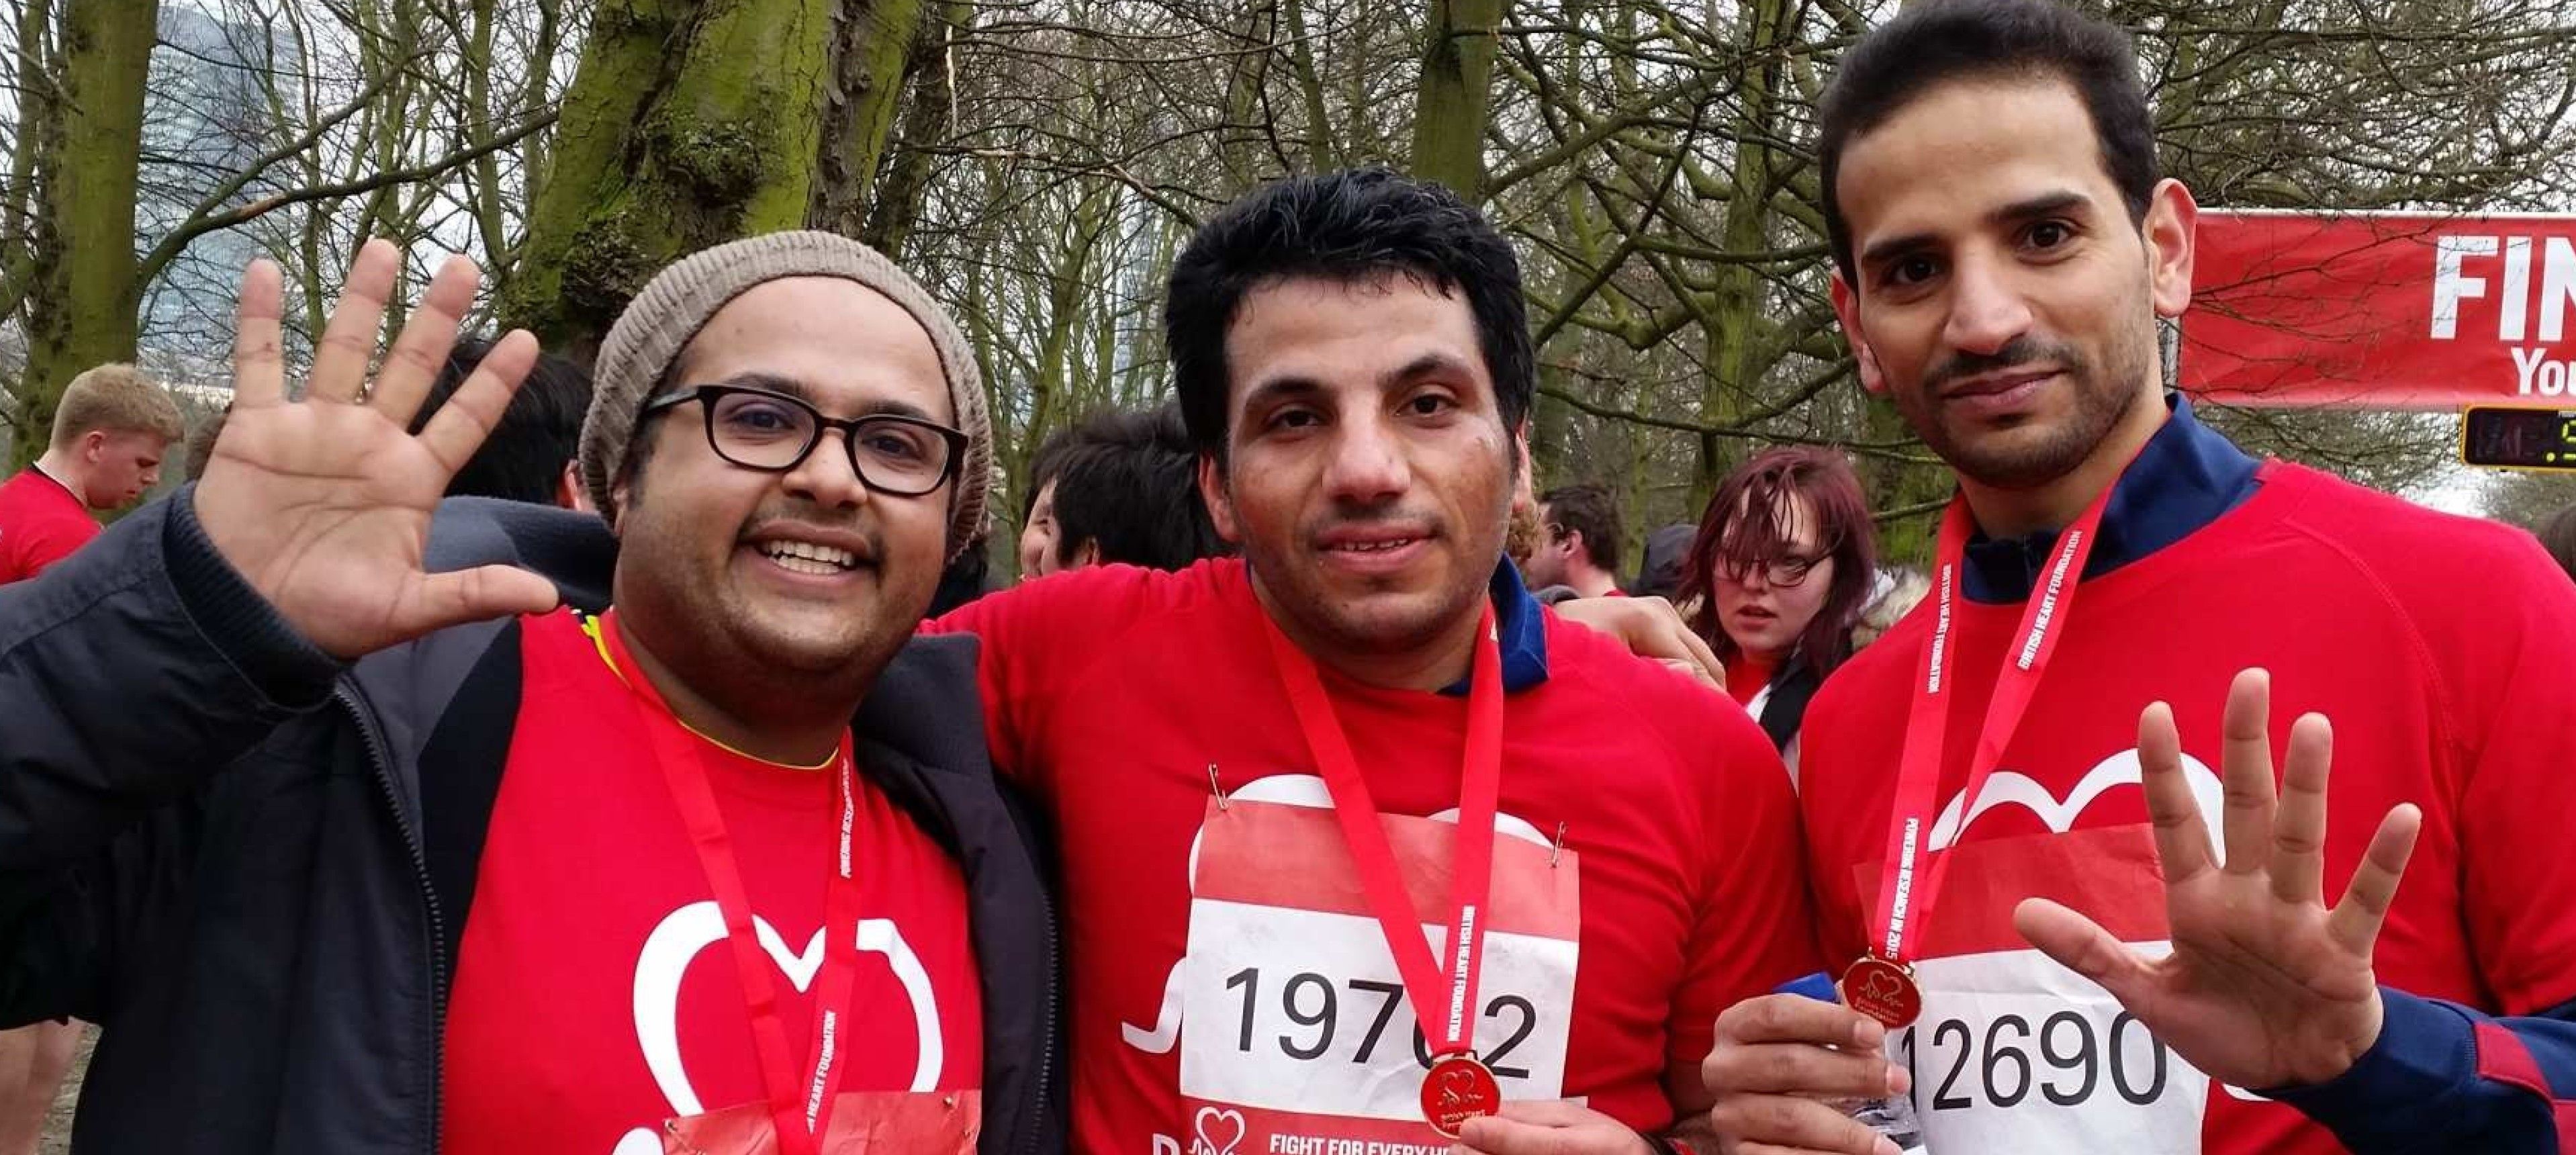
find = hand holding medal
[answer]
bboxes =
[1700,994,1912,1155]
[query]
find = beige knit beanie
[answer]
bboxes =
[580,230,992,560]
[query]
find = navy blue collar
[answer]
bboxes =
[1438,560,1551,696]
[1961,394,2259,604]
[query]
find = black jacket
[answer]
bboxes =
[0,493,1062,1155]
[1751,656,1821,754]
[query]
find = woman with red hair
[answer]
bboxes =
[1676,447,1879,772]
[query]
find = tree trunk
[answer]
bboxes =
[1217,1,1277,191]
[1409,0,1506,202]
[1281,0,1336,169]
[1861,398,1951,569]
[859,0,964,254]
[16,0,154,468]
[502,0,838,359]
[811,0,927,234]
[1691,0,1786,511]
[466,0,511,269]
[0,0,56,336]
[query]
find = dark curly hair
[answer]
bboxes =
[1163,168,1533,463]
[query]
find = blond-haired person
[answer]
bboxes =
[0,364,181,584]
[0,365,177,1155]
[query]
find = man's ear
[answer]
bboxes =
[1509,426,1537,516]
[559,462,594,513]
[1830,273,1887,396]
[1070,539,1102,569]
[80,429,108,463]
[2143,178,2199,320]
[1196,454,1241,544]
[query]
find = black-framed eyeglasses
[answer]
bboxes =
[1718,553,1825,588]
[640,385,967,498]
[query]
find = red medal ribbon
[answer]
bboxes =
[1865,478,2120,986]
[598,611,864,1155]
[1258,602,1505,1067]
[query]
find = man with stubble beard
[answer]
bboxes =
[0,235,1058,1155]
[1698,3,2576,1153]
[931,169,1819,1155]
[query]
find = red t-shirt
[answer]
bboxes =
[1798,463,2576,1155]
[439,609,984,1155]
[1724,655,1777,706]
[0,467,95,583]
[931,559,1818,1153]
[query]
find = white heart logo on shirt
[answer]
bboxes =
[1123,772,1554,1055]
[1929,747,2223,859]
[629,900,947,1117]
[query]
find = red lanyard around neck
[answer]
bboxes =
[598,611,864,1155]
[1849,479,2118,1024]
[1257,602,1505,1062]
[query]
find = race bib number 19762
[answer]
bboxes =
[1172,794,1581,1155]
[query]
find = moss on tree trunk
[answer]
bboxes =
[15,0,155,467]
[502,0,837,359]
[813,0,926,234]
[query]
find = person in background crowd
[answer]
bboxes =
[0,235,1060,1154]
[1699,3,2576,1152]
[1016,426,1077,580]
[1630,523,1696,600]
[0,363,182,584]
[1674,447,1878,765]
[184,405,229,483]
[408,336,594,510]
[930,167,1815,1155]
[1033,404,1229,572]
[0,363,183,1155]
[2540,503,2575,582]
[1522,483,1626,600]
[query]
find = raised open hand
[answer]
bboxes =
[193,240,561,659]
[2013,669,2422,1090]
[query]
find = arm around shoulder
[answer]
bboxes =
[923,560,1206,780]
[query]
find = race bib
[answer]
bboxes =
[1864,820,2232,1154]
[1897,945,2208,1152]
[1170,788,1580,1154]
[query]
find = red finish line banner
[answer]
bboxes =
[2178,210,2576,410]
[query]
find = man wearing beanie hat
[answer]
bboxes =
[0,236,1059,1155]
